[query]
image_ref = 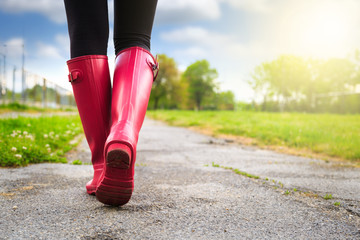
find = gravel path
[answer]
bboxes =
[1,119,359,239]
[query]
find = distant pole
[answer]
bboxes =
[2,50,6,103]
[12,66,16,103]
[0,57,2,101]
[42,78,47,108]
[21,44,25,102]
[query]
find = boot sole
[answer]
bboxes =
[96,144,133,206]
[96,176,133,206]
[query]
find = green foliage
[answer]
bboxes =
[211,162,260,179]
[323,194,333,200]
[0,103,32,111]
[147,110,360,162]
[0,115,82,167]
[213,91,236,110]
[149,54,181,110]
[72,159,82,165]
[148,54,236,111]
[334,202,341,206]
[182,60,218,110]
[249,53,360,113]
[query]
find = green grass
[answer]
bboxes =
[0,115,82,167]
[211,162,260,179]
[323,194,333,200]
[72,159,83,165]
[147,110,360,163]
[0,103,76,113]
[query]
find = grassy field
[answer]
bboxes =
[0,103,76,114]
[0,115,82,167]
[147,110,360,164]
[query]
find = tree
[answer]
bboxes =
[215,91,236,110]
[249,53,360,113]
[149,54,180,110]
[182,60,218,110]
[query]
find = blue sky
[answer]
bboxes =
[1,0,360,101]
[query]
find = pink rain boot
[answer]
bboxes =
[67,55,111,195]
[96,47,158,206]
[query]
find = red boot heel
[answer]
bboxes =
[106,143,132,169]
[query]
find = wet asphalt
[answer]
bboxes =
[0,118,359,239]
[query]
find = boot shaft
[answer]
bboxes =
[67,55,111,164]
[111,47,158,138]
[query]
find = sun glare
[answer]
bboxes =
[301,5,350,52]
[280,1,358,58]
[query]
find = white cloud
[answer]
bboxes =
[173,47,207,59]
[221,0,273,13]
[0,0,66,23]
[156,0,221,23]
[37,42,62,59]
[4,38,24,59]
[160,26,246,58]
[0,0,272,26]
[55,34,70,56]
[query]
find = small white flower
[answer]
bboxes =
[11,147,17,152]
[43,134,48,138]
[49,132,54,135]
[55,135,59,139]
[22,146,27,150]
[47,148,51,153]
[17,130,21,133]
[18,135,22,138]
[66,130,71,134]
[45,144,50,147]
[14,154,22,159]
[27,123,31,127]
[23,131,28,135]
[25,135,34,141]
[11,133,16,137]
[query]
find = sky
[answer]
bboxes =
[1,0,360,101]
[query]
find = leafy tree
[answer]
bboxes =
[213,91,236,110]
[149,54,180,110]
[249,53,360,113]
[182,60,218,110]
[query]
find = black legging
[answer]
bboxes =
[64,0,158,58]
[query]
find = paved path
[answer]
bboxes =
[1,119,359,239]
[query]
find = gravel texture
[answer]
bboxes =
[0,118,359,239]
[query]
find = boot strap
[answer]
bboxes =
[147,56,159,81]
[68,71,81,83]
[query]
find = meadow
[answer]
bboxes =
[147,110,360,164]
[0,115,82,167]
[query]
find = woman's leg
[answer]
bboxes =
[96,0,158,206]
[64,0,112,195]
[113,0,158,54]
[64,0,109,58]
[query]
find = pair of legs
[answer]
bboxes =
[64,0,158,206]
[64,0,157,57]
